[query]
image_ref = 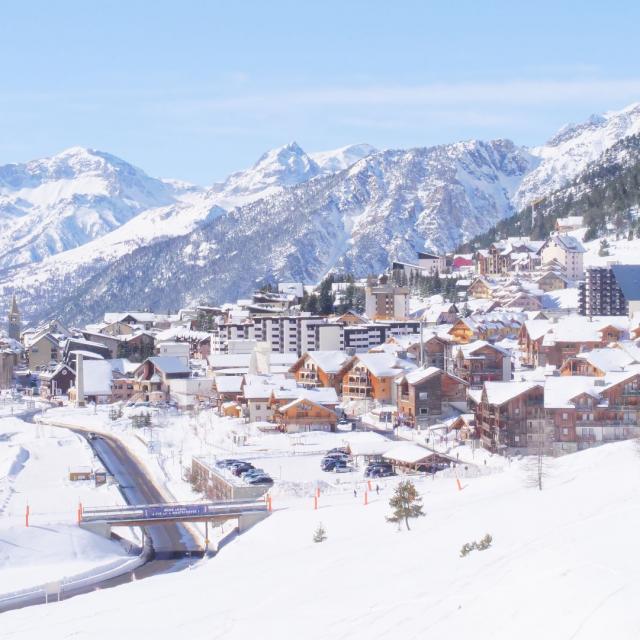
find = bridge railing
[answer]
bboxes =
[81,499,268,522]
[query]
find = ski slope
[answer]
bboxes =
[2,439,640,639]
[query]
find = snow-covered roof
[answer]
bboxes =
[104,312,159,324]
[243,375,297,400]
[467,388,482,404]
[70,350,104,360]
[382,442,433,464]
[214,376,244,393]
[526,316,629,346]
[106,358,138,375]
[208,352,298,370]
[271,386,339,405]
[545,234,586,254]
[354,352,415,378]
[82,360,113,396]
[304,350,351,374]
[483,381,542,406]
[543,376,597,409]
[147,356,191,375]
[456,340,509,359]
[276,396,337,414]
[572,348,635,373]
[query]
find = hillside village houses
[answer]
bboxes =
[4,225,640,457]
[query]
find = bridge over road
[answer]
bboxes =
[80,499,269,547]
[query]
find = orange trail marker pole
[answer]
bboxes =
[316,486,320,498]
[314,495,318,510]
[267,495,272,512]
[25,504,29,527]
[367,480,372,491]
[364,491,368,506]
[456,477,463,491]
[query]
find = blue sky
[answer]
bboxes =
[1,0,639,184]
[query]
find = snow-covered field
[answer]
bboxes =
[2,438,639,638]
[0,417,128,595]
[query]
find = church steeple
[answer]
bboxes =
[7,294,20,341]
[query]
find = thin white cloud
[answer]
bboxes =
[171,79,640,113]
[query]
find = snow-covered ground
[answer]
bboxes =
[0,416,128,595]
[2,438,639,638]
[38,405,398,502]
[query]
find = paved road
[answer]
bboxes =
[89,433,200,558]
[0,424,201,614]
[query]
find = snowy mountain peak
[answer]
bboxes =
[0,146,180,270]
[209,141,320,205]
[251,141,319,184]
[310,143,378,173]
[514,103,640,210]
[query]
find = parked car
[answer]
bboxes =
[334,465,356,473]
[232,463,254,477]
[241,468,266,479]
[321,458,346,472]
[419,462,449,474]
[246,475,274,485]
[365,464,393,478]
[370,468,396,478]
[215,458,244,469]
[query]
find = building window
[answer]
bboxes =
[562,412,568,420]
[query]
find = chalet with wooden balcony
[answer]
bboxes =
[289,350,351,392]
[380,332,452,370]
[453,340,511,388]
[559,347,636,377]
[467,276,494,299]
[268,385,339,415]
[519,316,628,368]
[544,369,640,451]
[476,381,546,451]
[133,356,191,402]
[394,366,467,427]
[340,352,415,403]
[273,397,338,433]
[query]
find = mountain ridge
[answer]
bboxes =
[3,103,640,323]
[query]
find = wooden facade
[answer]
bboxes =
[476,383,546,452]
[274,398,337,433]
[395,369,467,426]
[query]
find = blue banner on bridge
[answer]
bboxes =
[142,504,209,519]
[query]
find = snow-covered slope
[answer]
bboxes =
[310,143,378,173]
[514,102,640,209]
[0,147,195,270]
[3,441,640,639]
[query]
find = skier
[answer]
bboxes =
[353,489,357,498]
[375,484,380,496]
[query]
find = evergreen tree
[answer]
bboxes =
[318,277,335,315]
[312,522,327,543]
[307,293,319,315]
[386,480,425,531]
[598,238,611,257]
